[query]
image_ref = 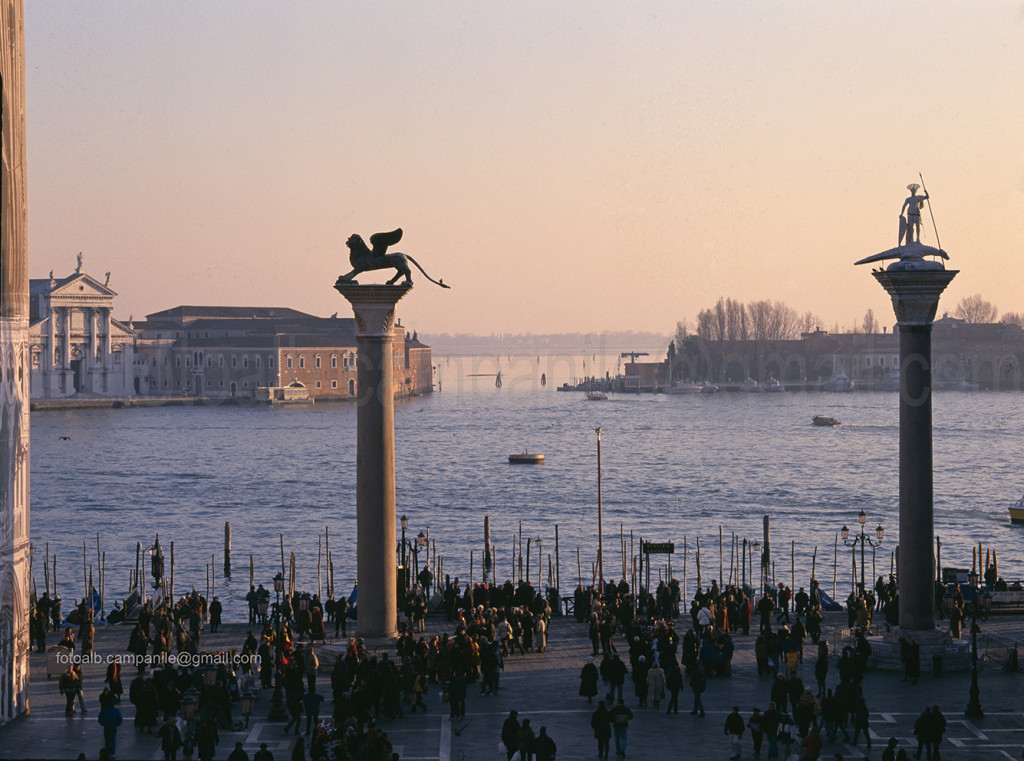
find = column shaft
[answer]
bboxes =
[899,324,934,630]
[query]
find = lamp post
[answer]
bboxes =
[965,612,984,717]
[841,510,884,594]
[400,514,409,589]
[240,688,257,728]
[180,687,200,759]
[416,530,427,584]
[272,573,285,635]
[535,538,543,593]
[595,427,604,594]
[750,540,761,593]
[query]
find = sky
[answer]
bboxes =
[22,1,1024,336]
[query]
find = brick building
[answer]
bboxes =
[133,305,433,400]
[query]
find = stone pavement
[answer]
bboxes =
[2,611,1023,760]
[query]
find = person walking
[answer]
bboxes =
[156,714,183,761]
[647,660,666,709]
[749,707,765,759]
[580,657,600,703]
[302,689,323,736]
[724,705,745,760]
[515,718,536,761]
[534,726,557,761]
[851,696,872,749]
[500,710,521,761]
[98,701,124,758]
[689,663,707,717]
[609,697,634,757]
[665,662,683,714]
[590,700,613,759]
[801,726,824,760]
[929,705,947,761]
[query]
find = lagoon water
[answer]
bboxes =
[31,356,1024,620]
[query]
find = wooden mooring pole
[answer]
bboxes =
[224,522,231,576]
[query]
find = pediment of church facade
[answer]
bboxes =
[49,274,117,301]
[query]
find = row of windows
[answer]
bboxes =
[159,352,356,369]
[285,353,355,370]
[147,377,355,393]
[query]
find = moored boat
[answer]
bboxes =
[509,451,544,464]
[822,372,854,392]
[740,377,762,393]
[764,377,785,392]
[663,381,702,395]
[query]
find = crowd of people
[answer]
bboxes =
[26,564,990,761]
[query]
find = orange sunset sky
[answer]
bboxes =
[24,2,1024,336]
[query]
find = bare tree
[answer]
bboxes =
[1002,312,1024,329]
[953,294,998,324]
[862,309,879,334]
[674,319,690,351]
[799,311,821,336]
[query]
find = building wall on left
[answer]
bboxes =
[0,0,32,724]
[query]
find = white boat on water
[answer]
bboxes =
[740,377,762,393]
[699,380,719,394]
[764,377,784,392]
[586,390,608,401]
[663,381,702,395]
[877,368,900,392]
[1010,493,1024,524]
[822,372,854,392]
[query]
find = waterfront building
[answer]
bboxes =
[28,263,137,399]
[671,319,1024,391]
[0,0,33,724]
[133,305,432,400]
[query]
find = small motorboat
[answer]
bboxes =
[663,381,702,395]
[740,377,763,393]
[764,377,785,392]
[586,391,608,401]
[509,451,545,464]
[1010,493,1024,524]
[812,415,841,427]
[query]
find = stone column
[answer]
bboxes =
[873,264,957,632]
[333,283,411,639]
[1,0,34,722]
[103,308,112,370]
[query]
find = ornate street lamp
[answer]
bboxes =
[750,540,761,593]
[240,687,257,728]
[596,427,604,594]
[841,510,884,594]
[965,615,983,717]
[180,689,199,720]
[400,514,409,570]
[202,663,219,688]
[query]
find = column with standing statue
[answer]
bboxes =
[855,180,956,633]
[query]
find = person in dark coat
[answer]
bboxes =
[580,657,600,702]
[156,715,183,761]
[500,710,520,761]
[590,700,612,759]
[196,718,220,761]
[209,597,223,633]
[98,702,124,757]
[533,726,557,761]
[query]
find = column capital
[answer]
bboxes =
[872,268,959,326]
[334,283,411,338]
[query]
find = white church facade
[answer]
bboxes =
[28,259,136,399]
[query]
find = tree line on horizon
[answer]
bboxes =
[676,293,1020,349]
